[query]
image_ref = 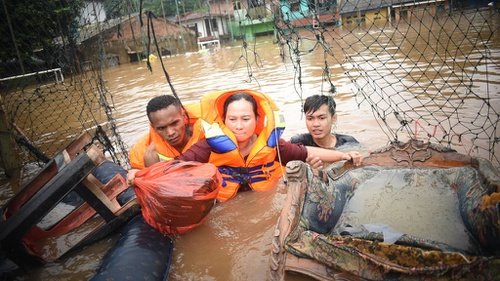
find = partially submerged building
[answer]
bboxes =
[176,12,230,49]
[78,13,197,67]
[278,0,340,28]
[339,0,449,26]
[231,0,276,38]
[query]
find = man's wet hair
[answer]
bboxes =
[303,95,336,116]
[146,95,182,122]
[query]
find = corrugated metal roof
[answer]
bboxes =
[178,12,226,22]
[339,0,428,13]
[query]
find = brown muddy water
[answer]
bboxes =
[4,26,500,281]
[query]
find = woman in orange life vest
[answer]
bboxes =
[138,90,363,202]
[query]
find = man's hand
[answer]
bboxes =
[306,155,324,169]
[144,143,160,167]
[346,151,363,166]
[127,169,140,186]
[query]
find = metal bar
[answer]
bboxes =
[0,68,63,82]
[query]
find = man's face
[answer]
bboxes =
[305,104,336,140]
[149,105,187,149]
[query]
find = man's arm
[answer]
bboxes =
[176,140,211,163]
[305,146,362,166]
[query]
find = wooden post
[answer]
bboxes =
[0,95,19,178]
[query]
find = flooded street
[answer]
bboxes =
[5,21,500,281]
[107,35,384,150]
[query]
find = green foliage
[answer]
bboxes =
[0,0,84,76]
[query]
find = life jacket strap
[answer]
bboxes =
[218,162,275,185]
[157,153,172,161]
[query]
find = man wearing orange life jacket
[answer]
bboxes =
[129,95,204,169]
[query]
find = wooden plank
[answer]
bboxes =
[0,96,19,178]
[83,174,121,213]
[86,144,106,166]
[0,152,96,242]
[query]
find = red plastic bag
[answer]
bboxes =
[134,160,221,235]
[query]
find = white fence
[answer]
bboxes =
[0,68,64,83]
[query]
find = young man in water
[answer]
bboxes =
[129,95,203,169]
[291,94,359,149]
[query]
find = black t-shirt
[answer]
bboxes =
[290,133,359,149]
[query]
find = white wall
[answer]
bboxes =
[184,16,228,38]
[79,2,106,26]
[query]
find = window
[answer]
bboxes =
[234,1,242,10]
[358,13,366,23]
[248,0,265,8]
[401,10,408,21]
[436,3,445,16]
[188,23,198,36]
[211,18,218,32]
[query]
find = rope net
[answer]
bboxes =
[261,0,498,166]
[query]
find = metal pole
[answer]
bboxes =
[160,0,169,56]
[207,0,213,36]
[175,0,186,52]
[160,0,168,31]
[225,0,234,41]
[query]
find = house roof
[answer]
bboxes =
[339,0,431,14]
[78,12,193,44]
[178,11,226,22]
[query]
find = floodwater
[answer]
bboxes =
[4,16,500,281]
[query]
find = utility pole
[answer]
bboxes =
[160,0,168,32]
[175,0,181,25]
[206,0,214,37]
[175,0,186,52]
[160,0,168,56]
[225,0,234,41]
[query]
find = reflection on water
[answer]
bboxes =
[14,236,118,281]
[170,184,287,281]
[4,22,499,280]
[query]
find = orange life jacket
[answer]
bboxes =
[129,103,204,169]
[199,89,286,202]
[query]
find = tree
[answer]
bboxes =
[102,0,207,20]
[0,0,84,76]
